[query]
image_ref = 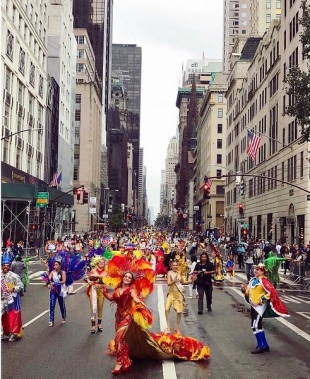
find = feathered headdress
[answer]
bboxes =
[1,251,13,265]
[102,254,155,298]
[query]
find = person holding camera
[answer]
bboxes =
[194,253,216,314]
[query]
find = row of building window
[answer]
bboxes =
[6,32,44,97]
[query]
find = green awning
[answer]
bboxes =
[1,183,37,200]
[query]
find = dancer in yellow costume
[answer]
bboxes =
[165,261,194,334]
[175,249,188,278]
[86,257,107,333]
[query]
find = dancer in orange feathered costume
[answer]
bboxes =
[102,254,210,375]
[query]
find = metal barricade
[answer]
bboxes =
[303,262,310,289]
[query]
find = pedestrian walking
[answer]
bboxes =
[47,260,67,327]
[187,255,198,298]
[194,252,216,314]
[237,243,245,269]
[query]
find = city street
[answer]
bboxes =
[2,262,310,379]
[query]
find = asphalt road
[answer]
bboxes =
[2,263,310,379]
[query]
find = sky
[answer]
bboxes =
[113,0,224,217]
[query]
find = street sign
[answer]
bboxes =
[102,214,109,219]
[90,197,96,205]
[36,192,49,208]
[193,206,199,211]
[307,194,310,201]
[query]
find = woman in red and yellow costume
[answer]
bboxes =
[102,254,210,375]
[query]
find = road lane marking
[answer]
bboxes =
[157,284,177,379]
[275,318,310,342]
[296,312,310,320]
[28,271,45,279]
[72,284,86,293]
[22,285,86,327]
[229,288,310,342]
[23,310,49,328]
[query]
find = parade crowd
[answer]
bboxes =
[2,228,310,373]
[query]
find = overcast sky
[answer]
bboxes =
[113,0,224,217]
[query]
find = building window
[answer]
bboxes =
[266,14,271,23]
[300,151,304,177]
[233,21,239,26]
[73,166,79,180]
[218,94,223,103]
[218,109,223,118]
[216,185,225,195]
[242,21,246,26]
[216,169,222,177]
[77,49,85,58]
[242,12,246,17]
[76,94,81,103]
[217,154,222,164]
[242,30,246,34]
[16,153,21,170]
[217,124,223,133]
[6,30,14,60]
[38,75,43,97]
[276,0,281,9]
[76,63,85,72]
[266,0,271,9]
[29,62,35,86]
[75,110,81,121]
[217,139,222,148]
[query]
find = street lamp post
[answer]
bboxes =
[1,127,43,141]
[205,164,243,241]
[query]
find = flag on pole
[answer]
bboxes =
[246,130,261,161]
[205,178,213,188]
[57,172,62,190]
[50,173,58,187]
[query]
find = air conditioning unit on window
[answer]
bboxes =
[28,113,34,126]
[27,143,34,156]
[15,136,24,150]
[36,150,42,162]
[3,89,11,105]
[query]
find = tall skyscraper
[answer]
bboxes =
[138,148,144,216]
[223,0,251,74]
[112,44,142,198]
[223,0,281,73]
[47,0,77,191]
[73,0,113,109]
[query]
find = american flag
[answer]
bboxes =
[49,173,58,187]
[205,178,213,188]
[246,130,261,161]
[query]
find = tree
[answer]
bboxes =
[284,0,310,143]
[155,214,170,228]
[109,205,125,232]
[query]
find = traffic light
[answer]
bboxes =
[238,203,244,215]
[39,208,45,224]
[30,224,38,231]
[76,190,81,201]
[240,180,245,196]
[203,184,211,199]
[83,191,89,204]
